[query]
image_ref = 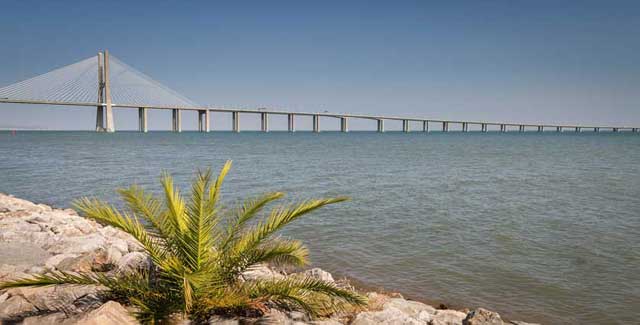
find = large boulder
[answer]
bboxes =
[75,301,139,325]
[3,284,104,315]
[0,295,37,320]
[463,308,504,325]
[383,298,436,318]
[241,264,284,281]
[301,268,335,283]
[116,252,152,275]
[431,309,468,325]
[351,306,424,325]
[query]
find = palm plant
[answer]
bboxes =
[0,161,366,323]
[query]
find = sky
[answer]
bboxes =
[0,0,639,130]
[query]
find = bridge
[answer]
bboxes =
[0,51,637,133]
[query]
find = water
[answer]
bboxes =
[1,131,639,324]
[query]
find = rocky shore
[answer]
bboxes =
[0,193,539,324]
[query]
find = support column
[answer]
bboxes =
[232,112,239,132]
[103,50,114,132]
[575,127,580,133]
[594,127,599,133]
[462,122,468,132]
[313,115,319,133]
[138,107,148,133]
[172,109,182,132]
[288,114,295,132]
[197,110,204,132]
[481,123,487,132]
[633,128,637,133]
[556,126,562,132]
[613,127,619,133]
[261,112,269,132]
[340,117,349,132]
[205,110,210,132]
[500,124,506,132]
[377,119,385,133]
[442,121,449,132]
[538,126,543,132]
[403,120,410,132]
[96,52,105,132]
[423,121,428,132]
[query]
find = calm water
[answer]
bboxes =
[1,131,639,324]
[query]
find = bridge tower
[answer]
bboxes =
[96,51,114,132]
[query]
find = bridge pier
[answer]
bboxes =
[423,121,428,132]
[462,122,468,132]
[288,114,295,132]
[556,126,562,132]
[138,107,148,133]
[232,112,240,132]
[537,126,543,132]
[442,121,449,132]
[172,109,182,132]
[403,120,410,132]
[313,115,319,133]
[500,124,506,132]
[481,123,487,132]
[632,128,637,133]
[95,107,104,132]
[261,112,269,132]
[197,110,209,132]
[613,127,619,133]
[340,117,349,132]
[575,127,581,133]
[594,127,599,132]
[519,125,525,132]
[377,119,385,132]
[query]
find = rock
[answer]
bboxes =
[56,249,112,272]
[0,295,36,320]
[5,284,103,314]
[463,308,504,325]
[309,320,344,325]
[75,301,138,325]
[45,233,107,254]
[301,268,335,283]
[22,312,68,325]
[431,309,467,325]
[509,321,541,325]
[209,315,241,324]
[352,306,423,325]
[383,298,436,318]
[241,264,283,281]
[108,238,130,254]
[0,292,8,304]
[106,246,123,264]
[0,242,50,266]
[116,252,151,275]
[45,253,80,270]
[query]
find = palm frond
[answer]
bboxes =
[233,197,348,258]
[220,192,284,251]
[160,171,187,233]
[118,185,174,238]
[0,270,109,289]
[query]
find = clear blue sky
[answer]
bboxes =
[1,0,639,130]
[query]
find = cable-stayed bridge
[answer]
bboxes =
[0,51,637,133]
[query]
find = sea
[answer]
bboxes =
[1,131,638,324]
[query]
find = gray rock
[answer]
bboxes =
[209,315,241,324]
[0,295,36,320]
[0,242,50,266]
[45,253,80,270]
[22,312,68,325]
[241,264,284,281]
[351,306,423,325]
[5,284,103,313]
[117,252,151,275]
[75,300,138,325]
[383,298,436,318]
[431,309,467,325]
[301,268,335,283]
[463,308,503,325]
